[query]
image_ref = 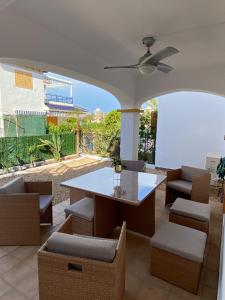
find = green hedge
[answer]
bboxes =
[0,133,76,166]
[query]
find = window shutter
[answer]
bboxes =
[15,70,33,90]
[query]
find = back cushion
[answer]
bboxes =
[3,177,26,194]
[181,166,208,182]
[46,232,118,262]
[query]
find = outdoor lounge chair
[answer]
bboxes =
[121,160,146,172]
[38,215,126,300]
[0,177,53,245]
[166,165,210,205]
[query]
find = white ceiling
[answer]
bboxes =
[1,0,225,104]
[10,0,225,71]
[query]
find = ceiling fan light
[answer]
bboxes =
[138,64,155,75]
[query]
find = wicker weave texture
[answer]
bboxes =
[151,246,202,294]
[62,213,93,236]
[38,216,126,300]
[169,212,209,233]
[0,181,53,245]
[0,194,40,245]
[166,168,210,205]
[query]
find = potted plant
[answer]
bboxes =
[111,156,122,173]
[216,157,225,201]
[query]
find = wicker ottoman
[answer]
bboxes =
[169,198,210,233]
[64,197,94,236]
[151,222,207,294]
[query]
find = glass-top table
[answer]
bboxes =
[61,167,166,206]
[61,167,166,237]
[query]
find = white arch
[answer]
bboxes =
[0,9,135,107]
[140,89,225,106]
[0,57,125,108]
[135,64,225,107]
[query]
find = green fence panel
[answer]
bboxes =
[61,133,76,156]
[17,115,46,136]
[3,114,47,137]
[3,115,17,137]
[0,133,76,167]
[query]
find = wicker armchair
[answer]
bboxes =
[38,215,126,300]
[166,165,210,205]
[0,177,53,245]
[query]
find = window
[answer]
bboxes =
[15,70,33,90]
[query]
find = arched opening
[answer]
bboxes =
[141,91,225,176]
[0,57,130,106]
[0,61,121,171]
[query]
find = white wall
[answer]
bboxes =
[0,64,46,115]
[155,92,225,169]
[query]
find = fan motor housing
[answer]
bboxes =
[142,37,155,48]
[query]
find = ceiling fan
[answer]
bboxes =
[104,37,179,75]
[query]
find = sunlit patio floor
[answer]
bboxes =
[0,160,222,299]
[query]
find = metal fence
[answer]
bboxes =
[0,133,76,167]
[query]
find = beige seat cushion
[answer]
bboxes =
[46,232,117,262]
[181,165,208,182]
[167,179,192,194]
[64,197,94,221]
[151,222,206,263]
[171,198,210,222]
[0,177,26,194]
[39,195,53,213]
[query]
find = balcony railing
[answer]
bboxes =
[45,94,73,105]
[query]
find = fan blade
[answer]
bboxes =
[157,63,173,73]
[142,47,179,65]
[104,64,138,69]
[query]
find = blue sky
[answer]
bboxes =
[72,80,120,112]
[47,72,120,113]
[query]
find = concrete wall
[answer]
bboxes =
[0,64,46,115]
[155,92,225,169]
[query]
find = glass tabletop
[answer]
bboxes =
[61,167,166,206]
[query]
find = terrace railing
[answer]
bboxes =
[45,94,73,105]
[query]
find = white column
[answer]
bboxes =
[120,110,140,160]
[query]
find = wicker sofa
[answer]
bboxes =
[166,165,210,205]
[0,177,53,245]
[38,215,126,300]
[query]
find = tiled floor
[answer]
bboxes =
[0,188,221,300]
